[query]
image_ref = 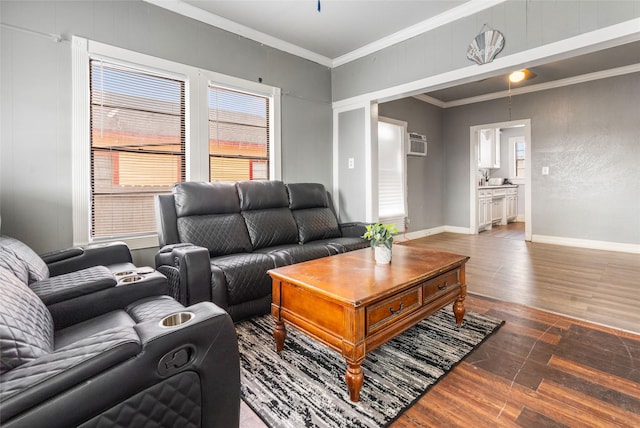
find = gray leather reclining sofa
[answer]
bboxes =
[155,180,369,321]
[0,235,240,427]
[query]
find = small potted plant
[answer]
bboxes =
[362,223,399,264]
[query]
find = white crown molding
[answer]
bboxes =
[143,0,334,67]
[421,63,640,108]
[412,94,446,108]
[144,0,505,68]
[331,0,506,68]
[333,18,640,109]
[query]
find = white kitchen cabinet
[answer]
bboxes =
[478,186,518,232]
[491,188,506,224]
[506,187,518,222]
[478,128,501,169]
[478,189,492,231]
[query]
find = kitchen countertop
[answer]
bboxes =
[477,184,519,189]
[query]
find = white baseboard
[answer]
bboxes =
[395,225,471,242]
[532,234,640,254]
[397,226,639,255]
[395,226,445,242]
[444,225,472,234]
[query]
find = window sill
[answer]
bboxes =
[89,234,159,251]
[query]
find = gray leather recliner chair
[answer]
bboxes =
[0,237,240,428]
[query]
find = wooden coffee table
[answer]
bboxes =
[268,245,469,402]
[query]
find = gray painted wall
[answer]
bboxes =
[443,72,640,244]
[332,0,640,102]
[378,97,444,232]
[1,0,333,254]
[337,108,367,223]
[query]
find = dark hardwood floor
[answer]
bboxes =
[240,224,640,427]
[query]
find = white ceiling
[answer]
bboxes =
[146,0,495,66]
[146,0,640,104]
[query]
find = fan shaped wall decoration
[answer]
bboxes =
[467,29,505,65]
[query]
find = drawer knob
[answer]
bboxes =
[438,281,448,290]
[389,302,404,314]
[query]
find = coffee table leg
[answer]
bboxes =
[453,283,467,325]
[345,362,364,402]
[274,320,286,352]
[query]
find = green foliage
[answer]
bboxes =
[362,223,399,250]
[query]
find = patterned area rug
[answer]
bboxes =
[236,308,504,427]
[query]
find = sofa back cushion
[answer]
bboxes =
[0,236,49,284]
[0,266,54,375]
[177,215,252,257]
[173,182,240,217]
[0,246,30,284]
[172,182,252,256]
[286,183,341,244]
[237,181,298,249]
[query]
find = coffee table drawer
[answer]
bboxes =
[366,288,421,334]
[422,269,459,303]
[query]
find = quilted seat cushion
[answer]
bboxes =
[0,236,49,284]
[0,266,54,375]
[210,253,274,306]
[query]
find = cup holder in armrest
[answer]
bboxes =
[119,275,143,284]
[114,270,135,278]
[160,312,194,328]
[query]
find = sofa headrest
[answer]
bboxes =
[0,266,54,375]
[236,180,289,211]
[287,183,329,210]
[173,182,240,217]
[0,235,49,284]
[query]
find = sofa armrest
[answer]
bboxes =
[340,221,368,238]
[134,301,239,428]
[45,242,133,277]
[1,302,240,428]
[156,245,213,306]
[39,247,85,264]
[48,271,169,329]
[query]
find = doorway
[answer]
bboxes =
[469,119,531,241]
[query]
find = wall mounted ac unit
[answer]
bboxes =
[408,133,427,156]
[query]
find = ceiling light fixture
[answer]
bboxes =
[509,69,536,83]
[509,70,526,83]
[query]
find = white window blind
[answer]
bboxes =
[378,120,406,231]
[515,140,525,178]
[90,60,185,239]
[208,85,269,182]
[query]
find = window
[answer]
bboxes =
[378,118,407,231]
[208,86,269,182]
[514,140,525,178]
[73,37,281,249]
[509,136,526,180]
[90,61,185,239]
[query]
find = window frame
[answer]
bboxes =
[72,36,281,249]
[508,136,526,185]
[377,116,408,231]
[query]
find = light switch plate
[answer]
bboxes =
[348,158,354,169]
[542,166,549,175]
